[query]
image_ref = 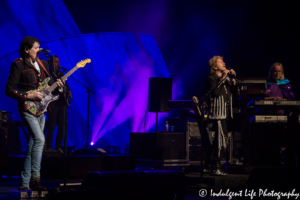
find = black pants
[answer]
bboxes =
[46,103,65,150]
[205,120,228,170]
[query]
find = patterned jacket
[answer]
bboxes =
[5,57,49,108]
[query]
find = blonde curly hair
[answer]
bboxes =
[208,56,223,74]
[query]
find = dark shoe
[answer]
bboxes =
[210,169,227,176]
[203,169,211,174]
[18,186,31,191]
[29,181,47,191]
[44,148,53,152]
[56,148,64,154]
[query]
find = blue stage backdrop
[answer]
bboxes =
[0,0,179,152]
[0,0,81,58]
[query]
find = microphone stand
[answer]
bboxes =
[42,52,69,189]
[60,68,95,150]
[51,57,69,189]
[62,81,68,189]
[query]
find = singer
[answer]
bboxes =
[205,55,239,176]
[45,55,72,153]
[5,36,64,190]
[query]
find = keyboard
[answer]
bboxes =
[249,115,300,123]
[168,100,194,109]
[254,100,300,107]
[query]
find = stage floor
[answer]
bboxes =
[0,154,255,199]
[0,172,248,200]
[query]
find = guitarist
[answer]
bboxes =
[5,36,64,191]
[45,55,72,153]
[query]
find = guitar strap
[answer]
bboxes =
[37,59,50,77]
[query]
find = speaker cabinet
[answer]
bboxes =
[130,132,186,160]
[148,77,172,112]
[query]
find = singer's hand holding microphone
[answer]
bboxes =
[229,68,236,77]
[221,68,236,84]
[222,68,236,77]
[221,69,230,79]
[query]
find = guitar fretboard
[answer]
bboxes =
[47,66,79,93]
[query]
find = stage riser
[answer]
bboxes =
[247,168,300,190]
[185,173,249,192]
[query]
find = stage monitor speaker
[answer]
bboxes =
[148,77,172,112]
[247,167,300,191]
[81,170,185,200]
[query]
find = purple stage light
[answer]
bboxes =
[90,142,94,146]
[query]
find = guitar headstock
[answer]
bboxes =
[76,59,91,68]
[192,96,199,104]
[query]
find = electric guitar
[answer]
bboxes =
[24,59,91,116]
[192,96,202,116]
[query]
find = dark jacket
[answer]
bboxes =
[5,57,49,107]
[207,73,238,101]
[206,73,239,120]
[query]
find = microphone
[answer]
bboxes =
[226,67,237,80]
[59,66,68,71]
[222,67,237,85]
[227,67,235,76]
[39,48,51,53]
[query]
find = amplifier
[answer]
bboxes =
[185,121,233,164]
[237,78,266,94]
[186,121,200,137]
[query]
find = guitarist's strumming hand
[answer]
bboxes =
[26,79,65,100]
[26,92,43,100]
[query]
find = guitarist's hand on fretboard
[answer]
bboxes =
[56,79,64,88]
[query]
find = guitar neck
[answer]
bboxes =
[47,66,79,92]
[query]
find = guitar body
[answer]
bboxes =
[24,77,59,116]
[24,58,91,116]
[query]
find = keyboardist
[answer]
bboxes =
[265,62,295,115]
[266,62,295,101]
[253,62,297,167]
